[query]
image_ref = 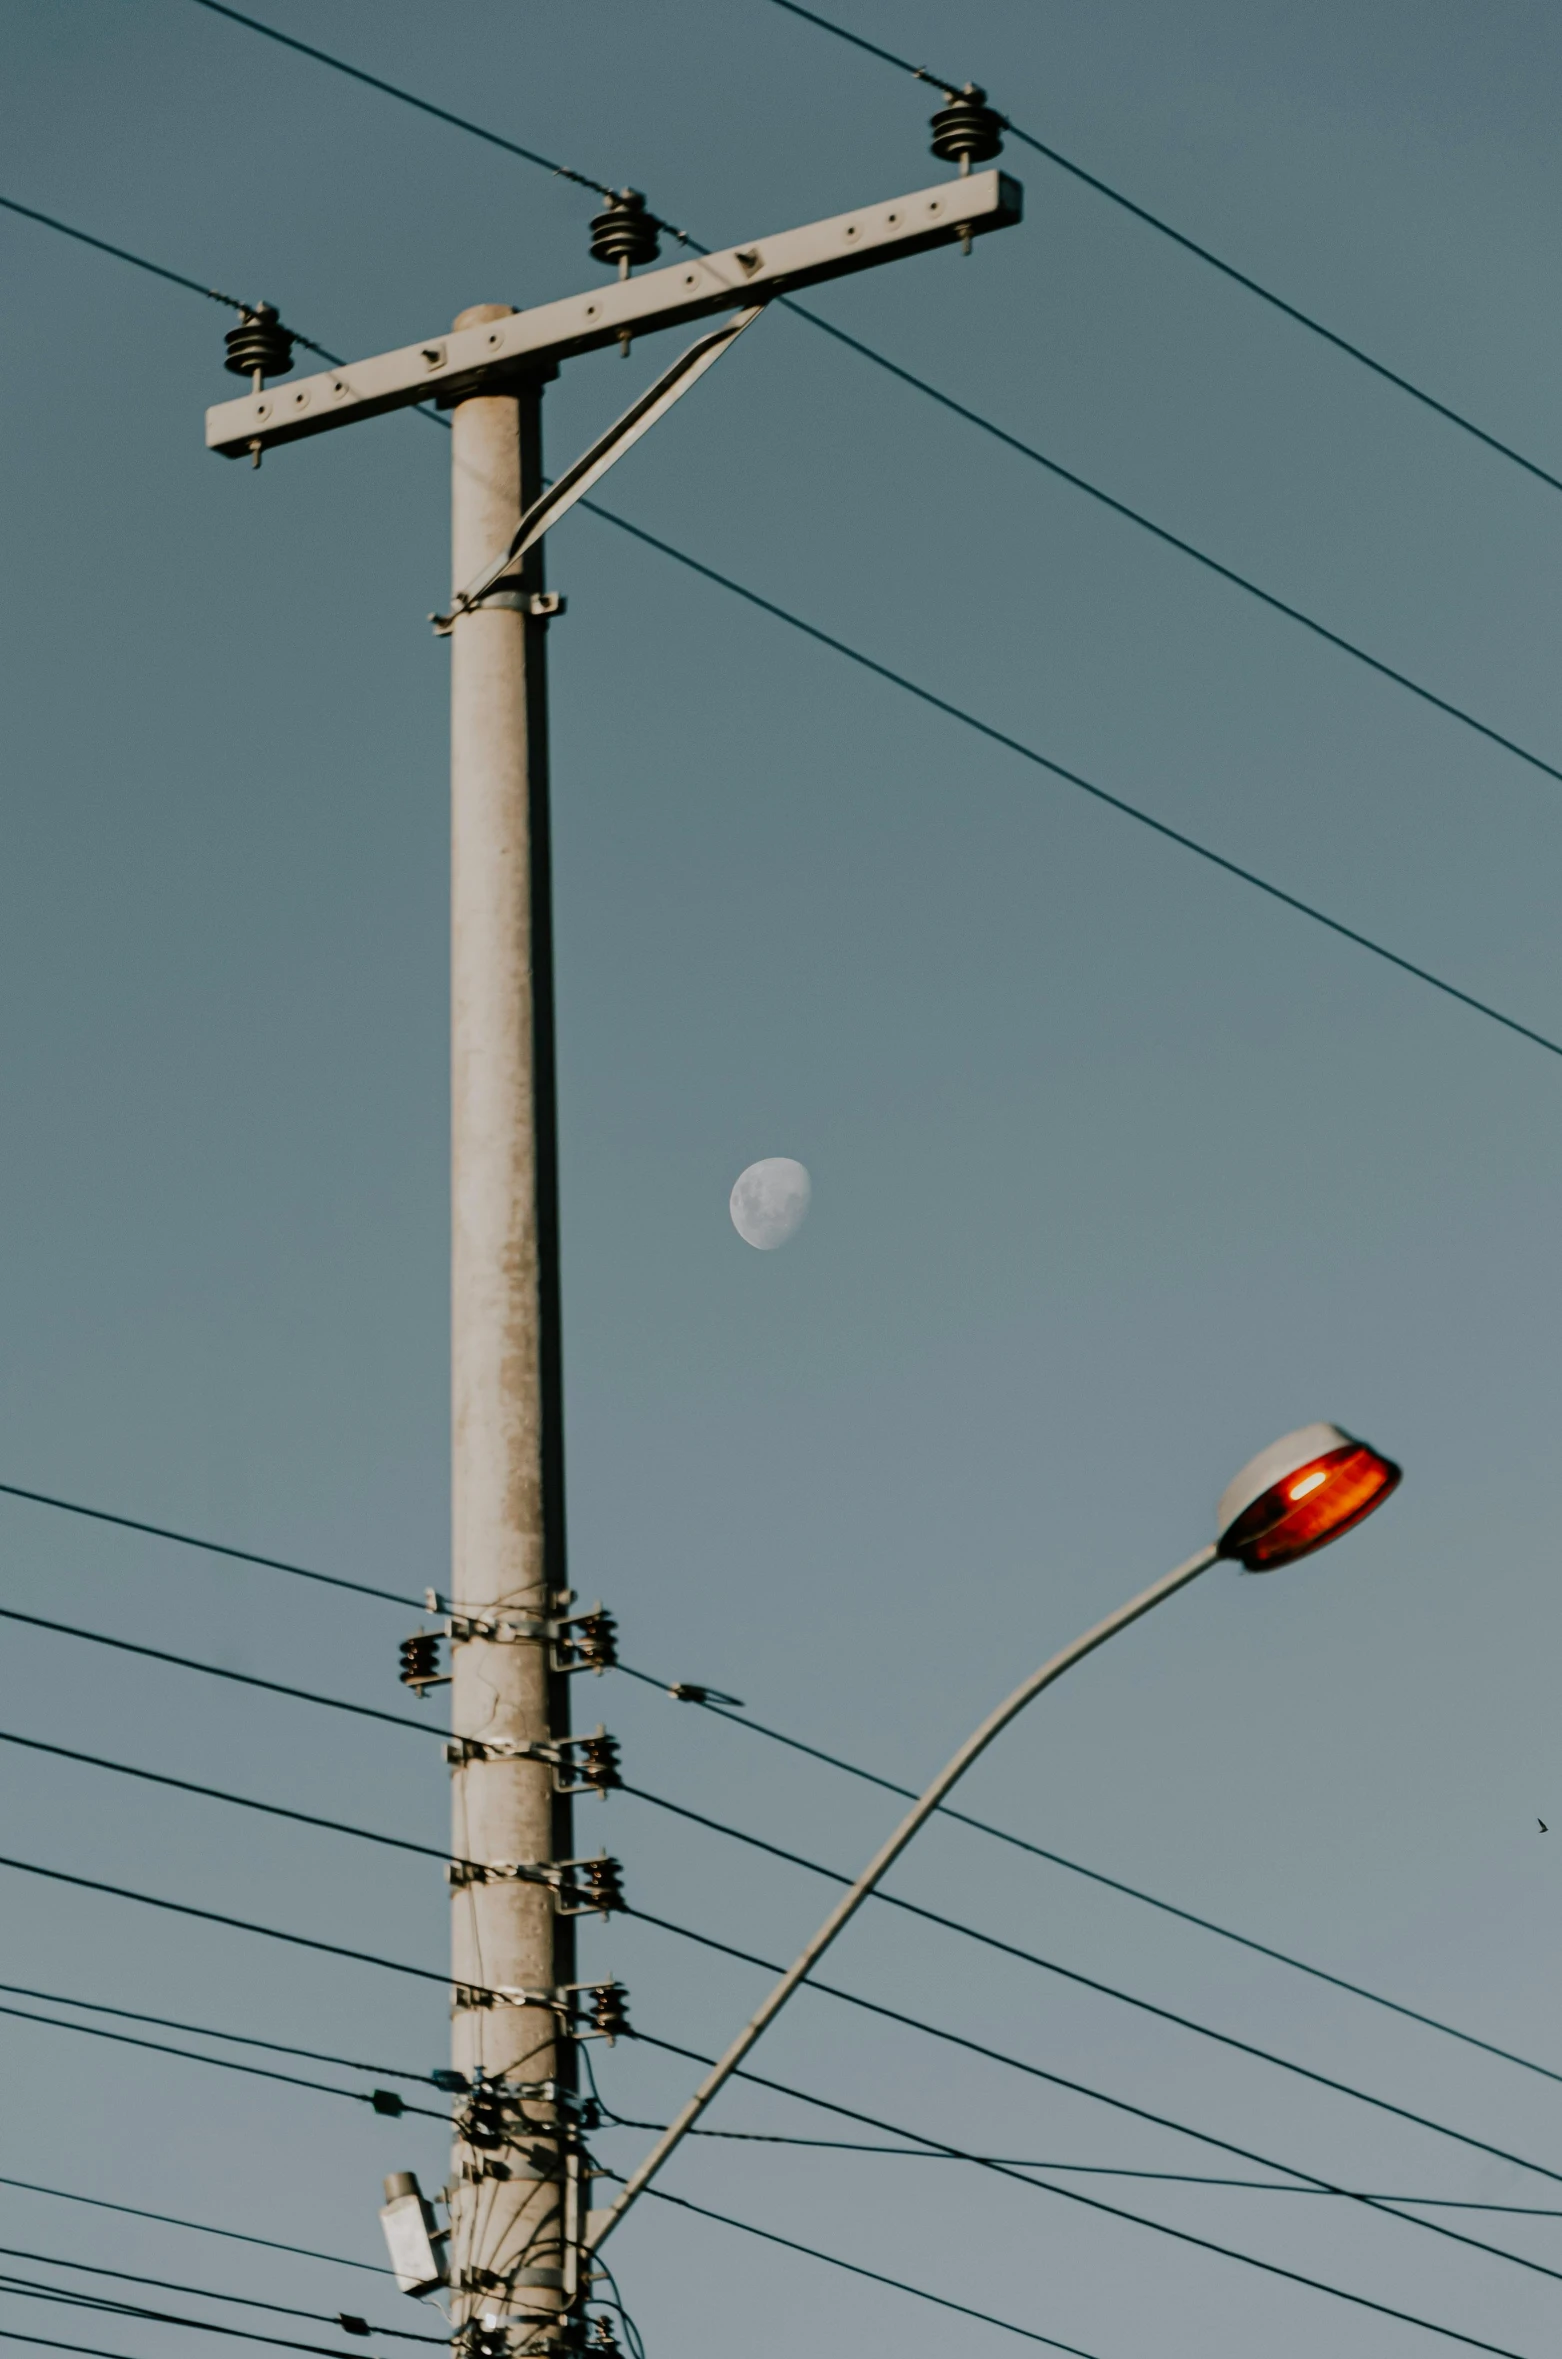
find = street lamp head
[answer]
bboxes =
[1216,1422,1400,1572]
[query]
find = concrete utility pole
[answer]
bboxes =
[204,99,1020,2357]
[446,335,576,2346]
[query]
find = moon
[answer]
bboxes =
[729,1157,811,1250]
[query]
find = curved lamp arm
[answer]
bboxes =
[586,1539,1219,2252]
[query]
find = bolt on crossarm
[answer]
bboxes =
[587,1423,1401,2253]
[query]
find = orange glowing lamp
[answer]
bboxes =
[1215,1423,1401,1572]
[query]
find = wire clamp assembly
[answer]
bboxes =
[400,1600,616,1689]
[447,1853,624,1916]
[446,1727,621,1793]
[431,589,565,637]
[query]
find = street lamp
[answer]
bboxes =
[586,1420,1402,2253]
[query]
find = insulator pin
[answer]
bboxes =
[929,84,1006,170]
[224,301,296,383]
[564,1608,618,1674]
[572,1729,621,1793]
[586,1980,630,2043]
[399,1629,446,1691]
[568,1855,625,1916]
[589,189,661,274]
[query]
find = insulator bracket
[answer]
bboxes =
[446,1853,625,1916]
[446,1727,620,1794]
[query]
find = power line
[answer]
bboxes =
[618,2019,1562,2311]
[0,1980,430,2084]
[7,1708,1535,2199]
[0,1480,418,1610]
[0,198,242,311]
[0,2252,439,2345]
[579,496,1562,1061]
[780,298,1562,794]
[593,2045,1562,2212]
[625,1903,1562,2194]
[606,2119,1562,2214]
[0,1832,1550,2331]
[0,1852,475,2004]
[0,1455,1543,2107]
[0,1722,450,1857]
[183,0,620,203]
[619,1663,1562,2091]
[620,1781,1562,2187]
[5,195,1558,1076]
[0,2333,338,2359]
[5,1480,1558,2135]
[762,0,1562,504]
[15,1812,1558,2264]
[0,1607,441,1738]
[0,2000,445,2122]
[624,2029,1562,2298]
[0,2281,418,2359]
[594,2171,1102,2357]
[171,8,1562,805]
[627,2176,1533,2359]
[9,1554,1562,2143]
[0,2178,390,2279]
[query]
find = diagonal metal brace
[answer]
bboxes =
[431,306,763,633]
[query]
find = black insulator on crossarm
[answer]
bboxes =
[589,189,662,274]
[224,301,296,384]
[929,83,1006,170]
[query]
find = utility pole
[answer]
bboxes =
[203,88,1019,2359]
[446,335,576,2349]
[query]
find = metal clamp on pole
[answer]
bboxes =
[447,1854,625,1916]
[444,1729,619,1790]
[429,308,763,632]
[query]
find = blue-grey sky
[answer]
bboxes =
[4,4,1562,2355]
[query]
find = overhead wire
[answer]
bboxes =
[776,298,1562,794]
[4,1710,1546,2201]
[0,196,243,311]
[0,1607,441,1738]
[22,1824,1539,2323]
[2,197,1559,1072]
[0,1455,1547,2100]
[583,2043,1562,2213]
[619,1779,1562,2183]
[183,0,623,207]
[0,2178,390,2279]
[592,2168,1104,2358]
[0,1723,451,1855]
[0,2282,418,2359]
[0,1480,418,1610]
[0,2253,438,2345]
[0,1980,431,2084]
[12,1552,1562,2193]
[0,1851,487,2005]
[162,5,1562,803]
[9,1810,1561,2279]
[624,1902,1562,2195]
[762,0,1562,503]
[0,1999,446,2121]
[617,1660,1562,2090]
[620,2174,1535,2359]
[575,495,1562,1062]
[620,2029,1562,2293]
[0,2332,338,2359]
